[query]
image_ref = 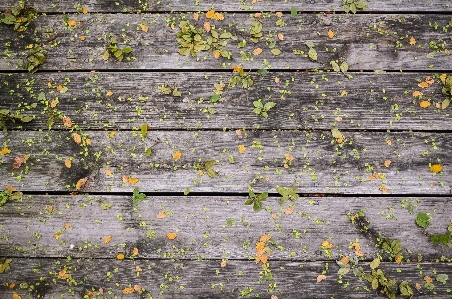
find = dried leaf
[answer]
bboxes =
[327,29,334,38]
[128,177,139,185]
[64,159,72,168]
[157,211,166,219]
[122,287,134,294]
[412,91,422,97]
[419,101,431,108]
[340,256,350,264]
[321,240,333,249]
[253,48,263,56]
[133,248,139,256]
[0,147,10,155]
[73,133,82,144]
[424,276,433,283]
[67,20,76,27]
[104,235,112,244]
[220,261,227,268]
[140,24,148,32]
[105,168,112,176]
[260,234,271,242]
[193,12,199,21]
[75,178,87,190]
[418,81,429,88]
[82,7,88,14]
[133,285,141,291]
[79,36,85,41]
[117,253,125,260]
[106,91,113,97]
[64,222,70,229]
[238,145,245,154]
[277,33,284,40]
[384,160,391,168]
[167,232,177,240]
[12,292,21,299]
[284,206,294,215]
[213,12,224,21]
[317,275,327,282]
[204,22,211,32]
[58,269,69,279]
[256,241,265,251]
[62,116,72,128]
[173,151,182,161]
[409,36,416,45]
[430,164,442,173]
[205,10,215,19]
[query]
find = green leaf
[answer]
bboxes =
[59,86,68,94]
[372,278,379,289]
[290,6,298,17]
[308,48,317,61]
[340,62,348,74]
[355,1,367,9]
[184,188,190,195]
[209,94,221,103]
[257,69,268,75]
[253,99,263,108]
[305,41,315,49]
[207,169,215,178]
[330,61,340,72]
[103,50,110,61]
[338,264,351,275]
[442,98,450,109]
[238,40,247,48]
[141,123,148,138]
[331,128,344,139]
[178,47,190,56]
[172,88,181,97]
[38,92,46,102]
[219,32,232,39]
[271,49,282,56]
[122,46,132,54]
[436,273,448,284]
[415,212,430,228]
[370,258,380,270]
[253,201,263,212]
[264,102,276,110]
[244,199,254,205]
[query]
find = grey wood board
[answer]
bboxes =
[1,195,451,260]
[0,130,450,194]
[1,0,451,13]
[0,258,451,299]
[1,72,451,131]
[0,14,451,70]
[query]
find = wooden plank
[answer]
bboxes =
[1,195,451,260]
[0,14,451,71]
[1,72,451,131]
[1,258,451,299]
[0,130,450,194]
[1,0,451,13]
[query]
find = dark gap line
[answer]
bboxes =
[17,190,452,198]
[39,11,452,15]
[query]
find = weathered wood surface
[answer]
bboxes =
[1,14,451,71]
[1,195,451,260]
[1,0,452,13]
[0,131,450,194]
[1,258,451,299]
[1,72,451,131]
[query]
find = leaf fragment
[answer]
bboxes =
[167,232,177,240]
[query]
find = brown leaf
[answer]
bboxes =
[73,133,82,144]
[75,177,87,190]
[65,159,72,168]
[317,274,327,282]
[157,211,166,219]
[203,22,211,32]
[253,48,263,56]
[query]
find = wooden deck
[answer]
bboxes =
[0,1,451,298]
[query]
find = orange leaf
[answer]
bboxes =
[284,206,294,215]
[206,10,215,19]
[5,186,16,192]
[173,151,182,161]
[109,131,116,138]
[284,153,294,161]
[220,261,227,268]
[256,241,265,251]
[260,234,271,242]
[415,283,421,290]
[167,232,177,240]
[384,160,391,168]
[379,185,388,194]
[50,99,58,108]
[157,211,166,219]
[105,168,112,176]
[128,177,139,185]
[412,91,422,97]
[9,283,16,289]
[133,285,141,291]
[136,266,142,272]
[340,256,350,264]
[140,24,148,32]
[13,293,21,299]
[419,101,430,108]
[418,81,429,88]
[67,20,76,27]
[73,133,82,144]
[275,12,283,18]
[424,276,433,283]
[214,12,224,21]
[430,164,442,173]
[76,177,87,190]
[277,33,284,40]
[79,36,85,41]
[104,235,112,244]
[64,222,70,229]
[317,274,327,282]
[62,116,72,127]
[236,129,242,136]
[253,48,263,56]
[204,22,211,32]
[0,147,10,155]
[58,269,69,279]
[327,29,334,38]
[238,145,245,154]
[122,287,134,294]
[117,253,125,260]
[321,240,333,249]
[193,12,199,21]
[54,231,61,240]
[133,247,139,256]
[425,77,434,85]
[106,91,113,96]
[261,253,268,264]
[64,159,72,168]
[82,7,88,14]
[395,255,402,264]
[213,50,220,58]
[409,36,416,45]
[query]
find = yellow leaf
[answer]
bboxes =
[122,287,134,294]
[109,131,116,138]
[204,21,211,32]
[256,241,265,252]
[430,164,442,173]
[409,36,416,45]
[13,292,21,299]
[54,231,61,240]
[260,234,271,243]
[167,232,177,240]
[157,211,166,219]
[321,240,333,249]
[440,74,447,84]
[104,235,112,244]
[76,177,87,190]
[214,12,224,21]
[82,7,88,14]
[253,48,263,56]
[173,151,182,161]
[67,20,76,27]
[238,145,245,154]
[64,159,72,168]
[73,133,82,144]
[106,91,113,96]
[0,147,10,155]
[128,177,139,185]
[233,65,242,73]
[140,24,148,32]
[317,274,327,282]
[206,10,215,19]
[117,253,125,260]
[419,101,431,108]
[327,29,334,38]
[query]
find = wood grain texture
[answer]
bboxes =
[0,130,450,194]
[1,0,451,13]
[1,258,451,299]
[0,14,451,71]
[1,72,451,131]
[1,195,451,260]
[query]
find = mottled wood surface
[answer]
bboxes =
[0,130,450,193]
[1,0,451,13]
[0,14,451,71]
[1,72,450,131]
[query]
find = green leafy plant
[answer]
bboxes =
[342,0,367,14]
[399,281,414,298]
[0,109,33,135]
[229,67,253,89]
[244,189,268,212]
[158,84,181,96]
[132,187,146,207]
[414,211,452,246]
[249,19,263,43]
[415,212,430,228]
[253,99,276,118]
[0,189,23,207]
[0,1,37,32]
[276,186,299,204]
[103,37,133,62]
[0,258,12,274]
[194,160,216,178]
[440,74,451,109]
[364,258,397,299]
[24,44,46,73]
[305,41,317,61]
[330,60,348,74]
[379,238,403,262]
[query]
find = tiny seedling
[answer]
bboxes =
[253,99,276,118]
[103,37,133,62]
[229,66,253,89]
[194,160,216,178]
[132,187,146,207]
[24,44,46,73]
[244,189,268,212]
[0,0,37,32]
[158,84,181,96]
[276,186,299,204]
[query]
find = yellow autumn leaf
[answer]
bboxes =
[106,91,113,96]
[205,10,215,19]
[73,133,82,144]
[214,12,224,21]
[54,231,61,240]
[412,91,422,97]
[13,292,21,299]
[122,287,134,294]
[419,101,430,108]
[128,177,139,185]
[58,269,68,279]
[109,131,116,138]
[117,253,125,260]
[0,147,10,155]
[167,232,177,240]
[238,145,245,154]
[64,159,72,168]
[430,164,442,173]
[173,151,182,161]
[440,74,447,84]
[67,20,76,27]
[256,241,265,252]
[104,235,112,244]
[82,7,88,14]
[327,29,334,38]
[76,178,87,190]
[321,240,333,249]
[253,48,263,56]
[79,36,85,41]
[140,24,148,32]
[418,81,429,88]
[260,234,271,243]
[261,253,268,264]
